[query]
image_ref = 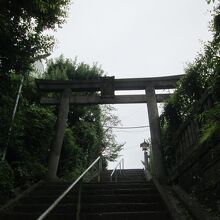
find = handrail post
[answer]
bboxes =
[115,170,117,182]
[76,181,82,220]
[110,158,124,182]
[98,155,102,182]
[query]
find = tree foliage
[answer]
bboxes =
[161,1,220,139]
[0,57,122,204]
[0,0,70,75]
[0,0,123,199]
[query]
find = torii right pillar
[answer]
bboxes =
[145,87,166,182]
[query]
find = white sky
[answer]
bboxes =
[49,0,213,169]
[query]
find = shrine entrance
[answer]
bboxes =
[37,74,182,181]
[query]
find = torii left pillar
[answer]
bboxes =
[47,88,71,181]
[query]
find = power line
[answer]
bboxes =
[120,107,146,120]
[104,125,149,129]
[113,130,148,133]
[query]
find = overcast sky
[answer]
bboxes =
[49,0,213,169]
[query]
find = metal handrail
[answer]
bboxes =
[110,158,124,181]
[37,156,101,220]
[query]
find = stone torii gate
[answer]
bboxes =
[36,75,182,181]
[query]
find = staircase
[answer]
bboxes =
[0,169,172,220]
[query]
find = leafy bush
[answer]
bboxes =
[198,102,220,144]
[0,161,14,203]
[11,161,47,188]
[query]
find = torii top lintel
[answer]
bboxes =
[36,75,183,105]
[36,74,183,92]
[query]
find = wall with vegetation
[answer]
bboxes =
[160,2,220,214]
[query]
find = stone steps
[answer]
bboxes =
[0,169,172,220]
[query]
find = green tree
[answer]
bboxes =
[0,74,55,202]
[161,0,220,135]
[0,0,70,75]
[43,56,123,179]
[0,57,123,203]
